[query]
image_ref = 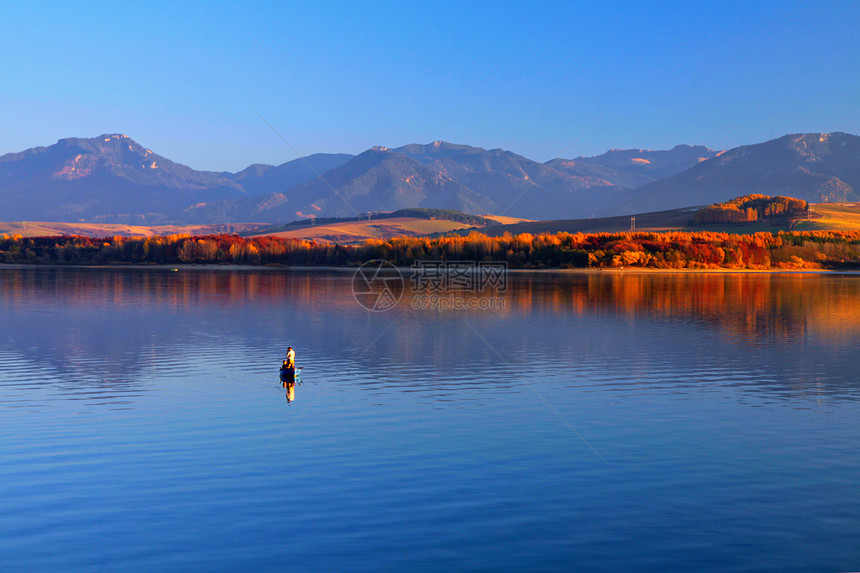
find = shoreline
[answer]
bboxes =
[1,263,859,275]
[4,229,859,272]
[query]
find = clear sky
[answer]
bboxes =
[3,1,858,171]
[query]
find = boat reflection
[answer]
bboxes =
[283,380,296,403]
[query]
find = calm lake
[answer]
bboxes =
[2,266,860,572]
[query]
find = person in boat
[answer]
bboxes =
[284,346,295,369]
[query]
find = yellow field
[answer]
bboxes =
[4,202,858,242]
[481,208,699,236]
[0,221,265,238]
[251,217,476,244]
[792,203,860,231]
[481,214,533,225]
[485,203,860,237]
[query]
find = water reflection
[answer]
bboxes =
[1,267,859,406]
[3,266,860,573]
[507,271,860,343]
[3,268,858,340]
[283,380,296,403]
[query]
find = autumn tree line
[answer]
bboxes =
[2,229,860,269]
[693,194,808,224]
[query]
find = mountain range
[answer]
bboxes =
[1,132,858,224]
[615,132,860,213]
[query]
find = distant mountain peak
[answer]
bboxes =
[587,144,714,159]
[617,131,860,213]
[393,141,484,156]
[58,133,134,146]
[545,144,719,192]
[45,134,175,181]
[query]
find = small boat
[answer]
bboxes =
[279,365,301,382]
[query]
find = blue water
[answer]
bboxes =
[2,267,860,572]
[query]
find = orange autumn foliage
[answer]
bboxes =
[2,229,860,269]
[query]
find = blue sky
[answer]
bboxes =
[3,1,858,171]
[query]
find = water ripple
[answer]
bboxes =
[2,268,860,572]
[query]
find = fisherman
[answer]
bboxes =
[284,346,295,369]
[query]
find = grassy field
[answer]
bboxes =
[4,203,858,243]
[248,216,478,244]
[480,203,860,236]
[792,203,860,231]
[0,212,511,244]
[479,208,698,236]
[0,221,266,238]
[481,214,533,225]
